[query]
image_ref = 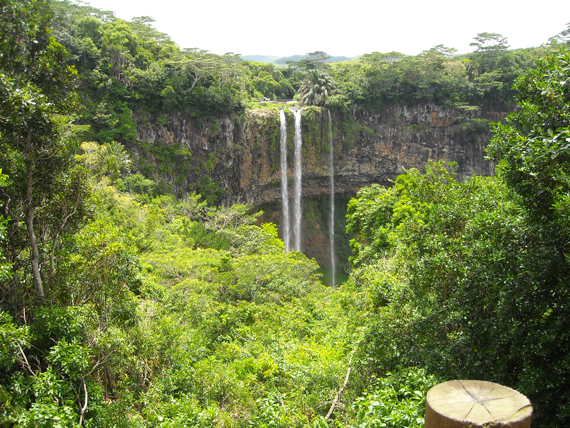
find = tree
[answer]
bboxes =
[345,159,570,426]
[100,19,137,84]
[286,51,331,71]
[361,51,406,64]
[488,48,570,225]
[0,170,12,283]
[423,44,458,57]
[466,32,517,101]
[484,50,570,424]
[470,32,509,54]
[548,21,570,45]
[0,0,87,306]
[344,49,570,426]
[358,52,407,107]
[297,69,336,106]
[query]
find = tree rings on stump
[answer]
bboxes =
[425,380,532,428]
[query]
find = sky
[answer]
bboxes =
[82,0,570,58]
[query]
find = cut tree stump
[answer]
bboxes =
[424,380,532,428]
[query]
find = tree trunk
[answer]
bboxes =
[25,158,44,303]
[425,380,532,428]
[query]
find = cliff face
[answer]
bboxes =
[132,104,504,268]
[133,103,503,207]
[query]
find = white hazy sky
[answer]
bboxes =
[82,0,570,58]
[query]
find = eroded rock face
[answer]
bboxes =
[132,104,504,267]
[328,104,499,194]
[133,103,502,206]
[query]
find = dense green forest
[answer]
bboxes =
[1,0,570,426]
[43,0,567,199]
[49,0,564,120]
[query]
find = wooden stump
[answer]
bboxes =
[424,380,532,428]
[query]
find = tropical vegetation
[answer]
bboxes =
[1,0,570,427]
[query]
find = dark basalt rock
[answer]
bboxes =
[131,104,505,266]
[133,104,502,206]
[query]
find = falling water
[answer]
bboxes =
[279,110,290,251]
[328,110,336,287]
[292,109,303,252]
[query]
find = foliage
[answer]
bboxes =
[287,51,331,71]
[488,49,570,223]
[346,184,398,267]
[51,0,298,127]
[1,132,363,426]
[197,175,225,205]
[485,48,570,425]
[353,367,438,428]
[298,69,336,106]
[0,0,89,306]
[345,158,570,426]
[549,21,570,45]
[327,39,560,112]
[4,3,570,427]
[46,0,569,201]
[78,141,131,182]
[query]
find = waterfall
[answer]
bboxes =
[328,110,336,287]
[292,109,303,252]
[279,110,290,251]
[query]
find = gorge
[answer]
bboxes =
[6,2,570,425]
[131,102,503,268]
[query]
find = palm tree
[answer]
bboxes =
[95,141,131,181]
[297,69,336,106]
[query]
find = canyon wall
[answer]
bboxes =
[132,103,505,268]
[133,103,503,207]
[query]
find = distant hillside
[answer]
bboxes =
[241,55,280,63]
[242,54,351,64]
[275,54,350,64]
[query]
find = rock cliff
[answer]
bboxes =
[131,104,504,269]
[133,103,503,207]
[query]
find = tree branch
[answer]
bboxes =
[325,354,353,420]
[231,327,251,342]
[17,344,36,377]
[78,376,88,426]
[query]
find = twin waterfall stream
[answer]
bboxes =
[327,110,336,288]
[279,110,290,251]
[280,109,336,287]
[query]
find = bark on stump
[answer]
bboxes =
[425,380,532,428]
